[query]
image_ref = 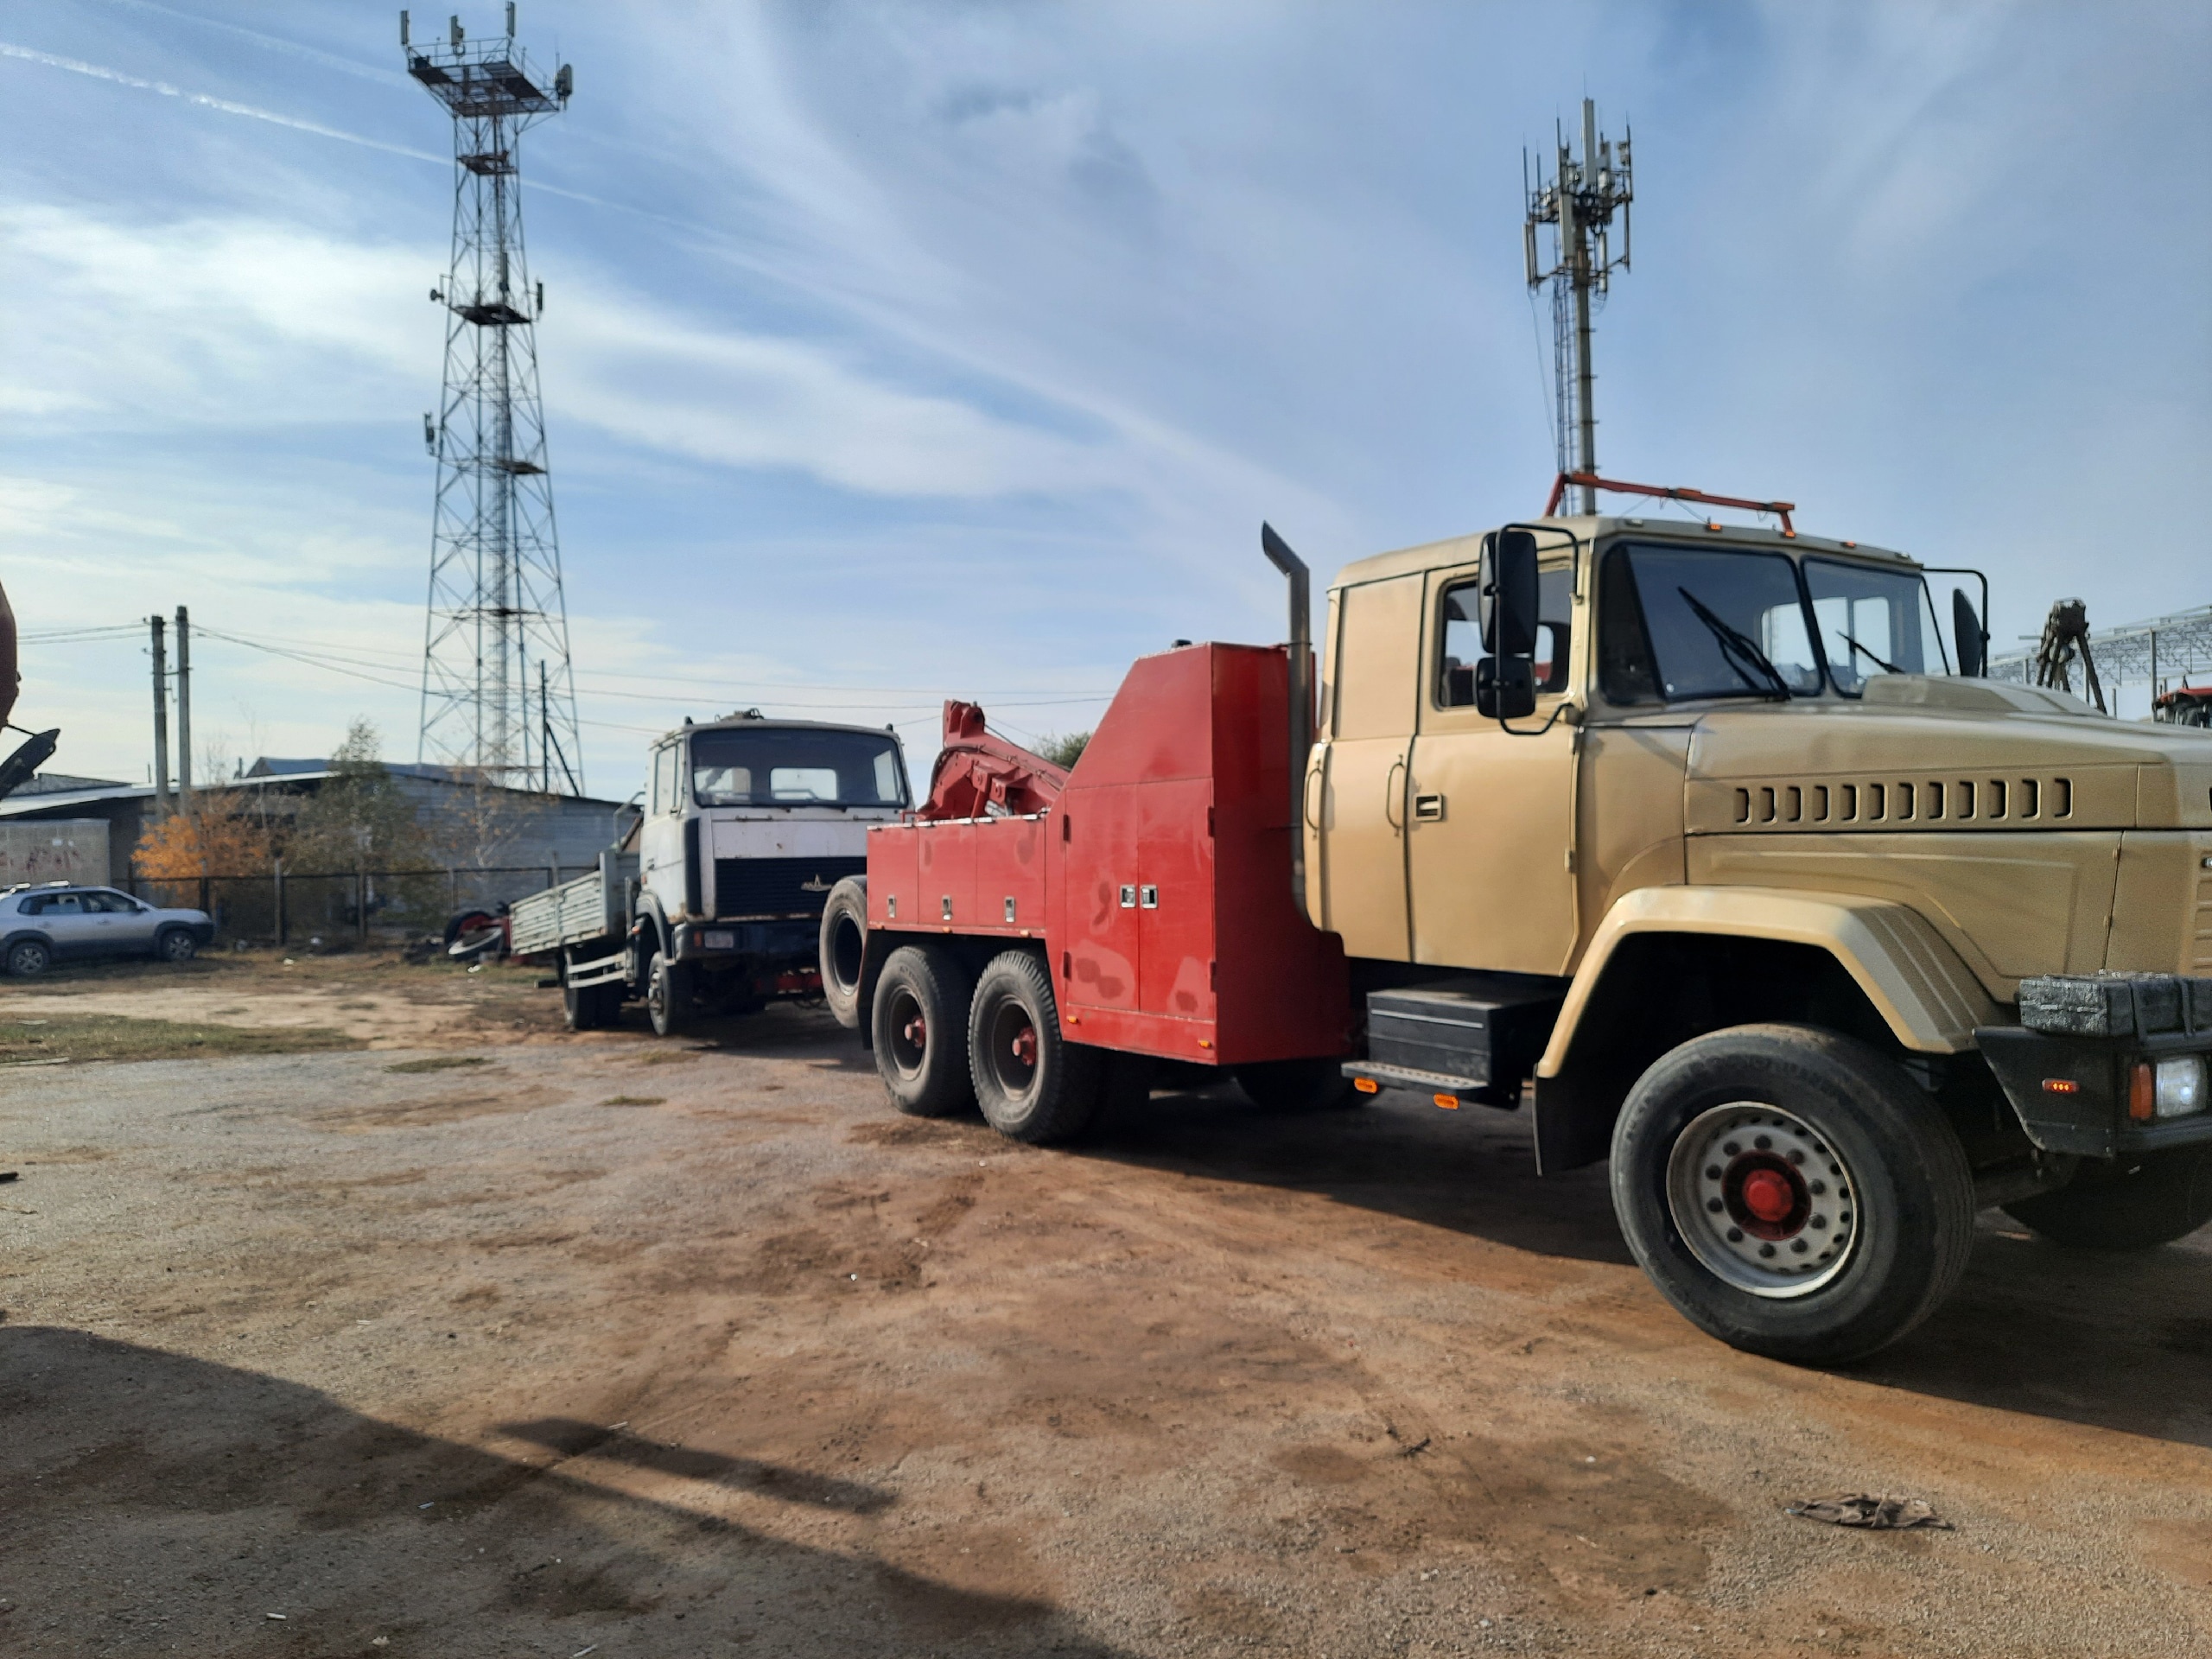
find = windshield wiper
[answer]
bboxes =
[1839,633,1902,676]
[1675,587,1793,701]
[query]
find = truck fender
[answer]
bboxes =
[1530,887,2000,1173]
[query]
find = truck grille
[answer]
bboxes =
[712,856,865,920]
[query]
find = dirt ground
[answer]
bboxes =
[1,949,2207,1658]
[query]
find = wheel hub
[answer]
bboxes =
[1008,1025,1038,1067]
[1666,1102,1859,1299]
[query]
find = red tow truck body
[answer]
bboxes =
[863,642,1349,1067]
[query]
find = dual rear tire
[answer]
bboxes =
[869,944,1105,1144]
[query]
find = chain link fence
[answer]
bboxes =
[127,864,583,946]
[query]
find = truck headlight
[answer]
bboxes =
[2154,1055,2208,1118]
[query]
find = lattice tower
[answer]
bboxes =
[404,7,581,791]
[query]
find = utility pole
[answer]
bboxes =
[149,614,172,818]
[1525,99,1635,515]
[175,605,193,811]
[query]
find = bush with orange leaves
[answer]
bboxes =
[133,791,277,880]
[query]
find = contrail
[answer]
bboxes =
[0,37,704,236]
[0,39,443,163]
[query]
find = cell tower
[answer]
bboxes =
[403,6,582,792]
[1525,99,1634,516]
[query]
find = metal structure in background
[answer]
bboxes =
[404,6,582,794]
[1991,601,2212,714]
[1526,99,1634,516]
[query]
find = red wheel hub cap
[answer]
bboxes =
[903,1014,925,1046]
[1741,1168,1796,1224]
[1009,1026,1038,1067]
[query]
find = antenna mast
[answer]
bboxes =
[1525,99,1634,516]
[404,7,582,791]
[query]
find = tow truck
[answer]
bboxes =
[821,474,2212,1363]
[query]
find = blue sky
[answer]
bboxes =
[3,0,2207,796]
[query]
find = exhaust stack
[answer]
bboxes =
[1260,524,1313,915]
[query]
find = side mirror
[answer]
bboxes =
[1475,657,1537,721]
[1952,588,1986,678]
[1486,530,1540,659]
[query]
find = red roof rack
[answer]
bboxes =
[1544,471,1796,537]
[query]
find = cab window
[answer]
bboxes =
[1437,566,1572,707]
[1598,542,1822,703]
[651,745,675,815]
[1802,557,1948,695]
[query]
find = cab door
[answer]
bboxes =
[1403,546,1582,975]
[640,741,690,920]
[1310,574,1421,961]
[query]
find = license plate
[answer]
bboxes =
[702,930,735,950]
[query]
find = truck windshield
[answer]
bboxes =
[1802,558,1949,695]
[1599,543,1823,703]
[690,728,907,808]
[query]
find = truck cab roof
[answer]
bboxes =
[653,713,900,747]
[1332,513,1919,589]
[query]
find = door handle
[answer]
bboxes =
[1304,761,1325,830]
[1384,757,1407,830]
[1414,792,1445,823]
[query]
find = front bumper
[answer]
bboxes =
[1979,973,2212,1158]
[670,918,818,964]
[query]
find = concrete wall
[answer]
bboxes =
[0,819,109,887]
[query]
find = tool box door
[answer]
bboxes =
[1060,784,1143,1013]
[1136,778,1216,1020]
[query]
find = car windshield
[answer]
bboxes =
[690,728,907,808]
[1802,557,1948,695]
[1599,543,1824,702]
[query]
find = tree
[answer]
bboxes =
[134,792,274,880]
[1034,730,1090,770]
[284,719,429,873]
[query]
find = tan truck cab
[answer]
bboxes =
[1308,512,2212,1360]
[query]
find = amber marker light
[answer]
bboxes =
[2041,1077,2079,1094]
[2128,1063,2156,1122]
[1433,1093,1460,1110]
[1353,1077,1379,1095]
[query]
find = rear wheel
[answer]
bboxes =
[646,952,694,1038]
[1610,1023,1977,1365]
[5,938,51,978]
[156,928,198,963]
[818,877,869,1030]
[969,950,1101,1144]
[563,957,621,1032]
[1234,1058,1357,1112]
[2005,1146,2212,1250]
[872,945,976,1117]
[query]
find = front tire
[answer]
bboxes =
[817,877,869,1030]
[2005,1146,2212,1250]
[6,938,51,978]
[870,945,976,1117]
[1610,1024,1976,1365]
[157,928,199,963]
[646,952,694,1039]
[969,950,1101,1144]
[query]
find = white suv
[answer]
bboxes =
[0,884,214,977]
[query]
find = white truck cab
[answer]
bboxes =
[626,714,910,1031]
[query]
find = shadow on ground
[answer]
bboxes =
[0,1325,1133,1657]
[1074,1078,2212,1450]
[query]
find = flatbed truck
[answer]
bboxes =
[512,713,910,1034]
